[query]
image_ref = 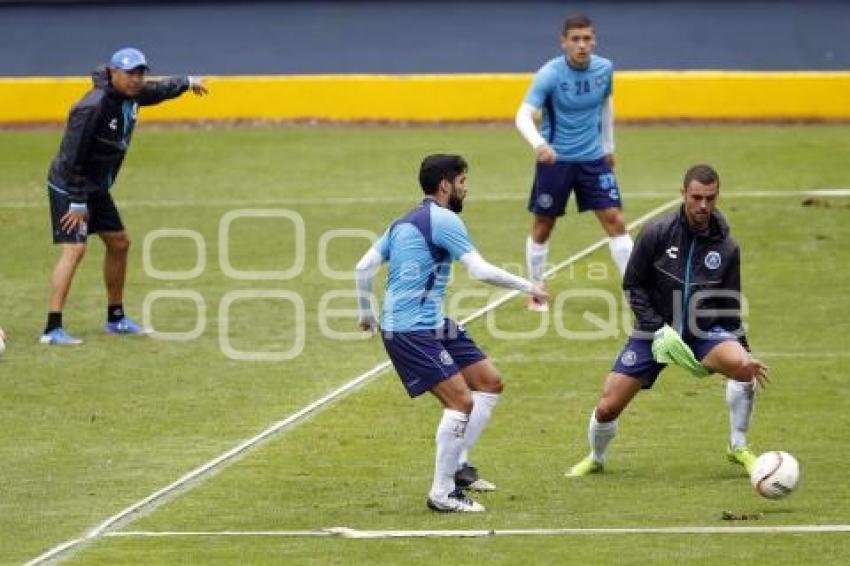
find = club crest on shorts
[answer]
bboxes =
[537,193,553,209]
[621,350,637,367]
[704,251,721,270]
[440,350,454,366]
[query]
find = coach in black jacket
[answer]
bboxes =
[565,164,770,479]
[41,47,207,345]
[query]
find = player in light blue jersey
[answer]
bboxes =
[516,15,634,312]
[355,154,547,513]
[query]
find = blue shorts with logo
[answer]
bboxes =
[612,326,740,389]
[381,318,486,398]
[48,185,124,243]
[528,158,621,217]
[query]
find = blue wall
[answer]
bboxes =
[2,1,848,75]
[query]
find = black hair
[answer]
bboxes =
[418,154,468,194]
[563,14,593,35]
[683,164,721,190]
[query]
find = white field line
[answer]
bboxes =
[25,198,680,566]
[104,525,850,539]
[4,188,850,210]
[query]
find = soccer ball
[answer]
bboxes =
[750,451,799,499]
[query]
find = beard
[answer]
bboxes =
[448,195,464,213]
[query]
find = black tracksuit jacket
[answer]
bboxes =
[47,66,190,204]
[623,206,750,350]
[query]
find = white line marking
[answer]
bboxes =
[105,525,850,539]
[28,200,684,565]
[5,188,850,210]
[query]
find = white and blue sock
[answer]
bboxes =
[589,409,618,463]
[608,233,634,277]
[726,379,755,450]
[430,409,469,500]
[458,391,500,468]
[526,236,549,283]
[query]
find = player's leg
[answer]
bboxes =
[381,329,483,512]
[567,337,661,476]
[697,337,758,472]
[576,159,633,276]
[42,187,87,345]
[96,194,145,334]
[526,162,571,311]
[443,319,500,491]
[594,207,632,276]
[428,374,484,512]
[100,230,129,307]
[456,358,501,491]
[566,371,642,477]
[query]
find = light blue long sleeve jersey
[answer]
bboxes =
[523,54,613,162]
[372,198,474,332]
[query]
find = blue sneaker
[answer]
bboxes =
[104,316,147,335]
[40,327,83,345]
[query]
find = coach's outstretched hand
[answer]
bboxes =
[188,76,209,96]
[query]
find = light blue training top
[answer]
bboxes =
[523,53,613,162]
[373,198,475,332]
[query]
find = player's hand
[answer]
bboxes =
[189,77,209,96]
[530,283,549,303]
[535,144,557,165]
[358,314,379,335]
[604,153,616,169]
[739,357,770,388]
[60,209,88,234]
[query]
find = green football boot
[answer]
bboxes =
[727,445,757,475]
[565,455,604,477]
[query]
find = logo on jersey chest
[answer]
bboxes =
[108,118,118,131]
[704,251,722,270]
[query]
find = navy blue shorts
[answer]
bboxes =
[48,185,124,244]
[528,158,621,217]
[381,319,486,398]
[612,327,740,389]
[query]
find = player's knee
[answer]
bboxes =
[483,376,504,395]
[601,212,626,235]
[110,235,130,253]
[595,401,621,423]
[63,244,87,262]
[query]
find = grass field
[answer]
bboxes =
[1,124,849,564]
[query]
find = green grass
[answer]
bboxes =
[1,124,849,564]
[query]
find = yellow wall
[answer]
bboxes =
[1,72,848,123]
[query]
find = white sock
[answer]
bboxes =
[526,236,549,283]
[458,391,500,468]
[589,409,618,463]
[726,379,755,450]
[608,233,634,277]
[430,409,469,500]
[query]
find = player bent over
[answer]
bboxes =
[566,165,769,478]
[355,154,547,512]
